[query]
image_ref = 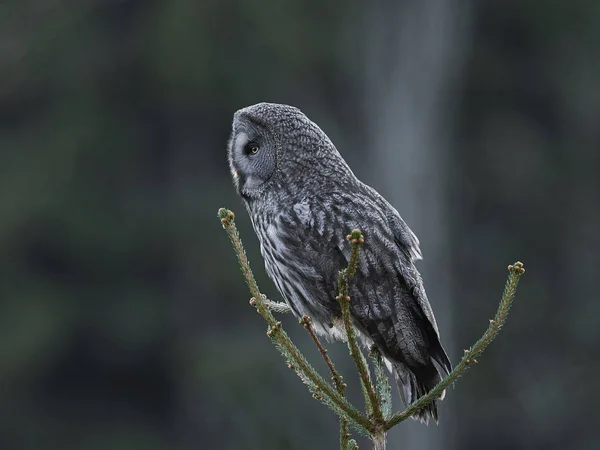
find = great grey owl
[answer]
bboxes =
[227,102,451,423]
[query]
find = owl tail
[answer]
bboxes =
[392,361,446,425]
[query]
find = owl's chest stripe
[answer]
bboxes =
[259,219,336,320]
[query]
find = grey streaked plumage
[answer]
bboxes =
[227,102,451,423]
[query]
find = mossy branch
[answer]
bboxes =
[218,207,524,450]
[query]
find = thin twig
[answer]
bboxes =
[300,315,346,394]
[337,229,383,422]
[346,440,359,450]
[384,261,525,429]
[300,315,350,448]
[259,295,292,314]
[218,208,371,434]
[369,346,392,420]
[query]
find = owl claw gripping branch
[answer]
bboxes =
[227,102,451,424]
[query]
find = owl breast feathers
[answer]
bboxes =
[227,102,451,424]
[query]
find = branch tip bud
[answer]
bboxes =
[300,315,312,327]
[266,322,282,336]
[217,208,235,225]
[347,229,364,243]
[508,261,525,274]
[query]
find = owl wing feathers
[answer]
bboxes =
[232,102,451,423]
[281,189,451,420]
[362,184,423,262]
[284,190,450,371]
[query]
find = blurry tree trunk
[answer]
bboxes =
[362,1,472,448]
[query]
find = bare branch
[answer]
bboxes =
[300,315,350,448]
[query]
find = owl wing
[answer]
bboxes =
[285,190,450,372]
[360,184,447,336]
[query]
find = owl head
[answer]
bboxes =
[227,102,351,200]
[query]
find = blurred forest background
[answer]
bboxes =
[1,0,599,449]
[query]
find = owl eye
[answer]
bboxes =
[245,142,260,155]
